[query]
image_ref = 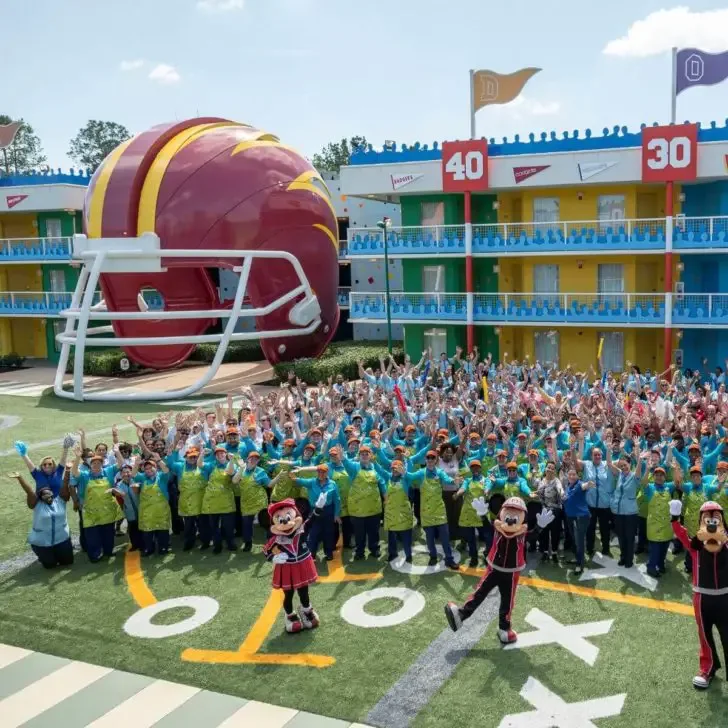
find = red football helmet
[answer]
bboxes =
[76,117,339,370]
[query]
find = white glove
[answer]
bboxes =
[315,493,327,509]
[471,496,489,517]
[537,509,555,529]
[272,552,288,564]
[669,499,682,517]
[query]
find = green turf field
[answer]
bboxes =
[1,394,727,728]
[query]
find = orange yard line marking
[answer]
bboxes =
[124,548,157,608]
[318,537,383,583]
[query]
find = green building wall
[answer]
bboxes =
[399,194,500,362]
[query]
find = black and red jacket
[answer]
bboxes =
[485,525,541,572]
[672,519,728,595]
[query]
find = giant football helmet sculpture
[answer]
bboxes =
[54,118,340,401]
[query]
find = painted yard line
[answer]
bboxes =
[0,423,136,457]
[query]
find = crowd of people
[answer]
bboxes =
[10,348,728,584]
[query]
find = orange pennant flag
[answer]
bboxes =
[472,68,541,111]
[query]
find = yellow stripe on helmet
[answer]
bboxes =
[87,137,136,238]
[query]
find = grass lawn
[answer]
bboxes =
[1,395,728,727]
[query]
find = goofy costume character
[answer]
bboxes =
[263,493,327,634]
[444,496,553,644]
[671,498,728,689]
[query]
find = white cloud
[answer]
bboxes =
[197,0,244,11]
[604,7,728,57]
[120,59,144,71]
[148,64,181,84]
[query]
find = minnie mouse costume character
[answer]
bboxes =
[263,493,327,633]
[444,496,554,644]
[670,498,728,689]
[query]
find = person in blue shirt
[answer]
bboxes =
[14,436,73,499]
[10,469,73,569]
[288,463,341,560]
[563,468,595,575]
[109,464,142,552]
[606,448,641,569]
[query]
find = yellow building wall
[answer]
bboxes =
[0,213,37,238]
[499,327,664,372]
[0,264,47,357]
[497,184,681,224]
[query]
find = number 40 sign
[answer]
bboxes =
[442,140,489,192]
[641,123,698,183]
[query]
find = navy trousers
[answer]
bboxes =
[308,503,337,558]
[31,538,74,569]
[387,529,413,560]
[84,523,115,562]
[142,529,170,555]
[205,513,236,549]
[351,514,380,557]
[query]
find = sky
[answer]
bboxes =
[4,0,728,169]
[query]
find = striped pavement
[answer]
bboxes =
[0,643,373,728]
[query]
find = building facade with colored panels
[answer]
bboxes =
[340,121,728,372]
[0,170,88,361]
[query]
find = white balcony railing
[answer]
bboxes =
[0,237,74,262]
[348,292,728,328]
[346,216,728,256]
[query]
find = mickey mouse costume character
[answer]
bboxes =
[263,493,327,633]
[444,496,554,643]
[670,498,728,689]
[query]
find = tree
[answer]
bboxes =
[312,135,368,173]
[0,114,47,175]
[68,120,132,173]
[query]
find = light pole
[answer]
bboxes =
[377,216,393,353]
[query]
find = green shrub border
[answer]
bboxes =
[64,340,404,379]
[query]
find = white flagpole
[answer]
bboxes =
[670,47,678,123]
[469,69,476,139]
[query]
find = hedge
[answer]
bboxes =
[64,340,403,379]
[272,341,404,384]
[0,352,26,369]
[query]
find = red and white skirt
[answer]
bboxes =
[272,555,318,590]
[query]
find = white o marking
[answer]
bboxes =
[123,596,219,639]
[390,544,461,576]
[340,587,425,628]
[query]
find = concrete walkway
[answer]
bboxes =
[0,643,372,728]
[0,361,275,399]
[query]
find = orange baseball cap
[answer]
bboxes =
[469,459,482,468]
[506,461,518,469]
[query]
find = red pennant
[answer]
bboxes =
[513,165,550,184]
[6,194,28,209]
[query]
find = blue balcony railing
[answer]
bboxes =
[347,217,728,257]
[0,291,101,316]
[337,286,350,308]
[349,292,728,328]
[0,237,73,262]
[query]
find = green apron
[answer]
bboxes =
[270,462,299,502]
[636,478,650,519]
[716,485,728,513]
[683,486,707,538]
[139,480,171,532]
[404,444,421,471]
[421,472,446,527]
[178,467,205,517]
[348,467,382,517]
[83,477,122,528]
[384,478,413,532]
[481,453,497,472]
[647,486,673,542]
[202,466,235,515]
[459,477,486,527]
[516,452,529,467]
[239,468,268,516]
[331,467,351,517]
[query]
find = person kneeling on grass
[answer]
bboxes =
[9,469,74,569]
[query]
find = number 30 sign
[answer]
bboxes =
[641,123,698,183]
[442,140,489,192]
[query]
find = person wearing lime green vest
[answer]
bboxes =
[403,450,460,570]
[680,465,718,574]
[328,446,353,549]
[70,451,121,563]
[201,446,237,553]
[341,445,386,560]
[133,454,172,556]
[714,462,728,511]
[290,463,341,559]
[512,433,530,466]
[232,451,271,552]
[454,460,487,567]
[643,466,680,577]
[170,446,210,551]
[374,458,413,563]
